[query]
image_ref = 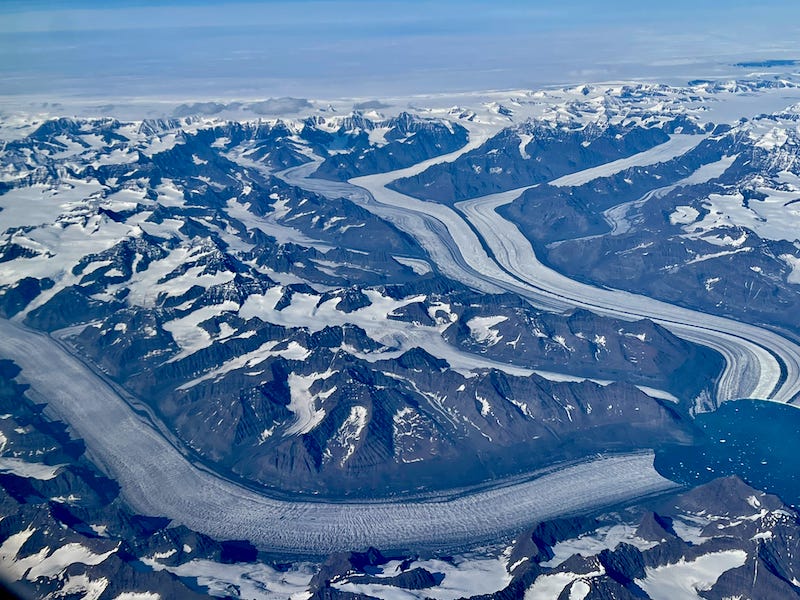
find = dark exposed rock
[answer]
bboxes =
[220,539,258,563]
[672,476,786,517]
[24,286,123,331]
[704,554,800,599]
[599,543,646,583]
[311,548,387,591]
[635,511,677,542]
[390,122,671,204]
[312,113,469,181]
[0,277,53,318]
[510,516,599,565]
[348,567,443,590]
[387,301,436,326]
[321,287,371,313]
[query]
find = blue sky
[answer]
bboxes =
[2,1,800,99]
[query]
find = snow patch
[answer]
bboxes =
[328,405,368,466]
[466,315,507,346]
[0,457,63,480]
[27,543,118,579]
[543,523,657,567]
[393,255,432,275]
[336,555,511,600]
[475,392,492,417]
[60,574,109,600]
[670,206,700,226]
[525,568,604,600]
[635,550,747,600]
[143,557,314,600]
[687,189,800,244]
[177,339,310,390]
[162,301,240,362]
[518,132,533,159]
[112,593,161,600]
[676,154,737,186]
[780,254,800,283]
[550,135,705,188]
[285,370,337,436]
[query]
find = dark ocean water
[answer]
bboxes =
[655,399,800,507]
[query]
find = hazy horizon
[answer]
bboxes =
[3,0,800,102]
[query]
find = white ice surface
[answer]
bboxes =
[0,178,104,232]
[143,557,315,600]
[675,154,737,186]
[781,253,800,284]
[670,516,712,545]
[524,567,604,600]
[549,135,705,187]
[26,543,117,579]
[0,527,39,580]
[542,523,657,567]
[335,555,512,600]
[670,206,701,226]
[112,593,161,600]
[162,301,240,362]
[60,574,109,600]
[0,457,63,480]
[285,369,337,436]
[686,189,800,244]
[177,340,310,390]
[635,550,747,600]
[226,197,334,251]
[466,315,507,346]
[392,255,432,275]
[0,196,137,316]
[569,581,590,600]
[121,245,236,308]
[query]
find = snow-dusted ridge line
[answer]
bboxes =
[0,319,678,555]
[339,135,800,405]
